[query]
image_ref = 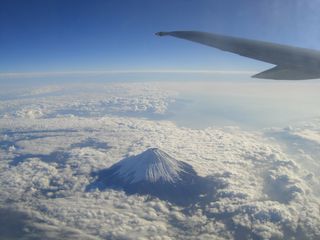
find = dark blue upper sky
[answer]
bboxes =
[1,0,320,73]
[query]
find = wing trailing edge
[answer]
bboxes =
[253,66,320,80]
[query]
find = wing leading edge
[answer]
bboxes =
[156,31,320,80]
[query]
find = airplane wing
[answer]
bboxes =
[156,31,320,80]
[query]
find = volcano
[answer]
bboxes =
[87,148,213,205]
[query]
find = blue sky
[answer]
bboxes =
[1,0,320,74]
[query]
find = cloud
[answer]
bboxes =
[0,83,176,119]
[265,120,320,195]
[0,207,100,240]
[0,83,319,239]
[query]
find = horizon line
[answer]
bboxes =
[0,69,256,79]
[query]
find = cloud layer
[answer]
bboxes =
[0,83,319,239]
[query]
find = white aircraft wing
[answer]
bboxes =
[156,31,320,80]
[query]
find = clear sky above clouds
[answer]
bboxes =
[1,0,320,73]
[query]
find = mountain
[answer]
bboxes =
[87,148,213,205]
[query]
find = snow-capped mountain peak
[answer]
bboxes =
[87,148,214,205]
[111,148,183,183]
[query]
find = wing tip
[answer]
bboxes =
[155,32,170,37]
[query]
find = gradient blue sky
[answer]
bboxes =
[1,0,320,74]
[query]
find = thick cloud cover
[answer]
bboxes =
[0,83,176,119]
[0,83,319,239]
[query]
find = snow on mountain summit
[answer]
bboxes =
[87,148,215,205]
[111,148,184,183]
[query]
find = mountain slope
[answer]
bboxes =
[87,148,213,205]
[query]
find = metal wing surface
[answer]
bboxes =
[156,31,320,80]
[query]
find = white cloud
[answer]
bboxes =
[0,83,176,119]
[0,83,319,239]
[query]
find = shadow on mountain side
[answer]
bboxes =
[86,148,223,206]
